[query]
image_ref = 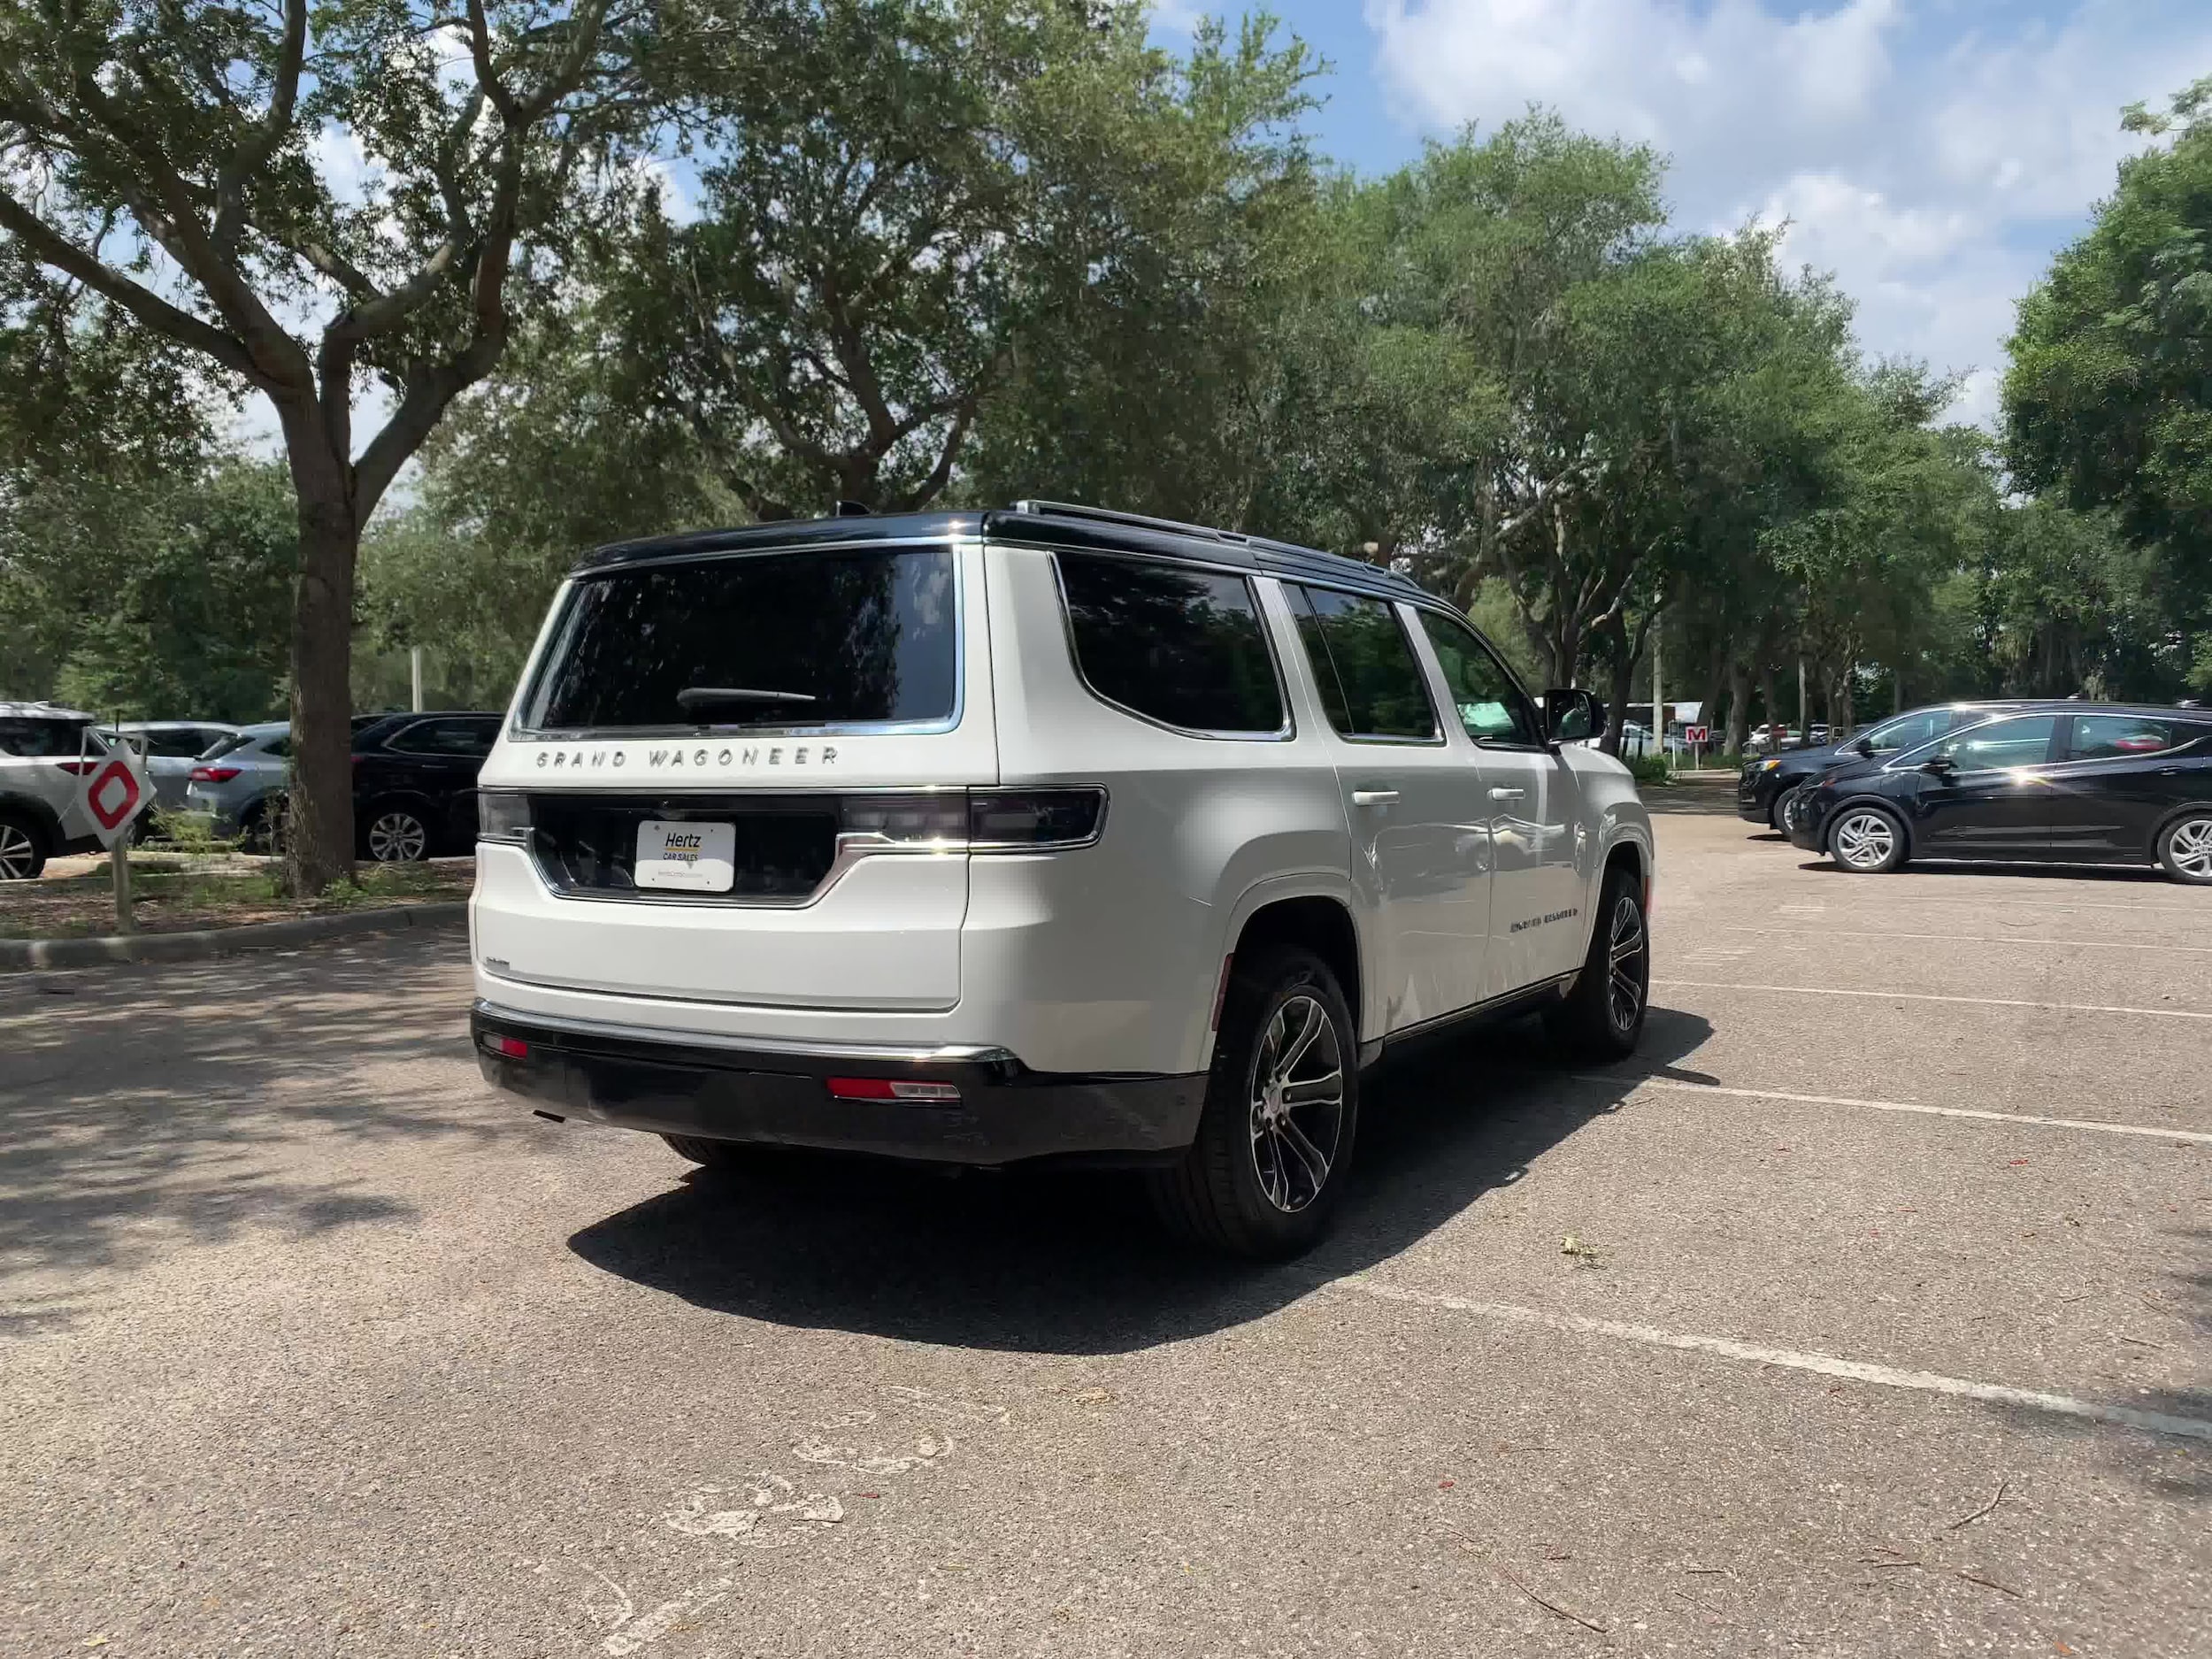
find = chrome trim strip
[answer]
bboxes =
[472,997,1014,1065]
[1379,972,1578,1048]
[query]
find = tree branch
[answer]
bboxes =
[0,192,265,385]
[211,0,306,260]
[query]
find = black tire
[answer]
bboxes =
[1148,944,1359,1259]
[662,1134,762,1171]
[0,810,47,881]
[362,802,431,863]
[1544,863,1650,1061]
[1826,803,1908,873]
[2156,810,2212,886]
[1769,787,1798,833]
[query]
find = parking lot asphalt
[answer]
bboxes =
[2,787,2206,1658]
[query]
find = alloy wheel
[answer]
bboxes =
[0,822,36,880]
[1832,810,1896,871]
[1246,993,1346,1214]
[367,810,429,863]
[1607,891,1647,1033]
[2169,818,2212,881]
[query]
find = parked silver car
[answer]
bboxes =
[183,722,291,849]
[0,701,125,879]
[106,721,243,811]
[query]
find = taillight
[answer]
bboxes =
[487,1035,528,1059]
[966,788,1105,849]
[189,765,242,783]
[55,760,98,775]
[826,1076,962,1102]
[478,791,532,843]
[832,789,1105,850]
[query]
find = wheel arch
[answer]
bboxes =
[2147,800,2212,859]
[1217,880,1365,1064]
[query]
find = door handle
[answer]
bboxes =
[1488,787,1526,802]
[1350,789,1399,807]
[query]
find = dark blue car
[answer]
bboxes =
[1787,703,2212,884]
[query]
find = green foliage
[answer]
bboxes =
[3,458,296,718]
[2004,75,2212,646]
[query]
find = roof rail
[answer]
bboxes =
[1010,498,1248,546]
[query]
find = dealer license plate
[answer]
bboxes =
[634,819,736,893]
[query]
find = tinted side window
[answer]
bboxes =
[1417,611,1540,745]
[1055,552,1285,733]
[2068,715,2177,760]
[1862,708,1950,754]
[1934,716,2056,769]
[259,735,292,760]
[1289,587,1439,741]
[388,718,497,757]
[0,718,90,757]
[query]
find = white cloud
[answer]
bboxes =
[1363,0,2212,425]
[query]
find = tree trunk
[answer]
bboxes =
[1759,665,1779,738]
[1600,637,1640,757]
[1725,659,1750,756]
[286,491,359,895]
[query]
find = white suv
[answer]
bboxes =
[0,702,120,879]
[471,503,1654,1255]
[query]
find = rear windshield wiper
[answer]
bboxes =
[676,686,819,716]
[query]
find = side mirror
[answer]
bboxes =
[1543,687,1601,745]
[1920,754,1955,776]
[1853,736,1876,758]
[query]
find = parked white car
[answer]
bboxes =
[0,702,134,879]
[469,503,1655,1255]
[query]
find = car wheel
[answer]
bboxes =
[2157,811,2212,886]
[1544,863,1649,1060]
[1828,804,1908,873]
[1769,787,1798,833]
[364,804,431,864]
[1149,944,1358,1258]
[0,812,46,881]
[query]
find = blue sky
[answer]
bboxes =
[1152,0,2212,424]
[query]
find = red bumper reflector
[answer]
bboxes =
[489,1035,529,1059]
[826,1076,962,1102]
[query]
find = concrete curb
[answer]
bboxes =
[1,901,468,972]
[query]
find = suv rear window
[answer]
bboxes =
[520,548,958,733]
[1055,551,1285,734]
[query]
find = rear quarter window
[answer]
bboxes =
[1054,551,1286,735]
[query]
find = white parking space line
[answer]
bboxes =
[1724,926,2212,956]
[1333,1278,2212,1444]
[1655,979,2212,1020]
[1566,1074,2212,1146]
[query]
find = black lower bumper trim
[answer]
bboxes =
[470,1003,1205,1167]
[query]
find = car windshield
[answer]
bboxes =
[519,546,958,733]
[1856,707,1953,754]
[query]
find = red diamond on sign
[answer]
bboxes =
[87,758,142,831]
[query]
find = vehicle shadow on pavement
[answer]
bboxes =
[1790,858,2177,885]
[564,1006,1716,1356]
[0,930,504,1331]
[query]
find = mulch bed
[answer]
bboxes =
[0,854,472,939]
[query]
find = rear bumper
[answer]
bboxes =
[470,1001,1205,1167]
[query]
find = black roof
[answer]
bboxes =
[573,502,1433,607]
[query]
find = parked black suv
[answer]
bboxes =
[351,712,503,861]
[1788,702,2212,882]
[1738,702,2030,832]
